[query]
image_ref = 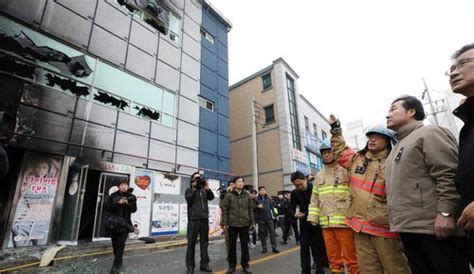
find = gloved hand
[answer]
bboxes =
[329,114,341,130]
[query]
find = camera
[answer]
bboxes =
[194,176,207,188]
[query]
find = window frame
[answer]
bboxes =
[321,130,327,140]
[198,96,215,112]
[286,74,301,150]
[263,104,276,125]
[200,28,215,44]
[261,73,272,91]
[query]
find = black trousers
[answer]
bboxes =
[299,223,328,274]
[282,220,299,242]
[400,233,471,274]
[228,226,250,269]
[258,220,277,249]
[111,231,129,266]
[186,219,210,269]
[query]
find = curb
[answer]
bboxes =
[0,239,189,273]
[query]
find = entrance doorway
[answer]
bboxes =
[59,167,129,244]
[77,171,129,241]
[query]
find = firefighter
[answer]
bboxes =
[329,115,410,274]
[308,138,359,274]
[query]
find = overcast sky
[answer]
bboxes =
[211,0,474,127]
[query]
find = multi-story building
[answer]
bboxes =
[345,119,366,150]
[0,0,230,249]
[299,95,330,175]
[229,58,330,195]
[198,3,231,183]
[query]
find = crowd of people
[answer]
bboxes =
[1,42,472,274]
[184,43,474,274]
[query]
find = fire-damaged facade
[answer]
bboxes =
[0,0,231,249]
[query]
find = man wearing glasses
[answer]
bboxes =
[385,95,470,273]
[448,44,474,266]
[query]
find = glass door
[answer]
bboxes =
[58,165,88,245]
[92,173,129,241]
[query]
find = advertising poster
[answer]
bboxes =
[178,203,188,235]
[154,173,181,195]
[151,203,179,236]
[8,153,62,247]
[208,205,223,237]
[130,169,154,238]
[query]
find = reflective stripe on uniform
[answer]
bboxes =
[345,216,399,238]
[350,177,386,196]
[320,214,347,227]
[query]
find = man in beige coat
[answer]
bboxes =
[385,95,470,274]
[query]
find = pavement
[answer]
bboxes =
[9,237,321,274]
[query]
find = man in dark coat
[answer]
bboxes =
[255,186,279,254]
[220,176,255,274]
[281,192,299,245]
[448,43,474,264]
[184,172,215,274]
[290,171,328,274]
[105,180,137,273]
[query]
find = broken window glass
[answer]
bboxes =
[44,73,90,97]
[0,19,94,82]
[93,90,130,110]
[94,61,163,111]
[134,105,160,121]
[0,54,36,79]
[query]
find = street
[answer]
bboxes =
[15,237,313,274]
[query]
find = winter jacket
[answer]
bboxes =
[332,130,399,238]
[105,189,137,231]
[0,145,9,178]
[185,185,215,221]
[453,97,474,209]
[289,183,314,224]
[255,194,276,222]
[386,121,462,235]
[220,189,255,228]
[308,161,350,228]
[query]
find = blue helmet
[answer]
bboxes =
[365,125,395,140]
[319,138,332,152]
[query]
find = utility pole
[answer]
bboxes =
[251,97,259,190]
[422,78,439,126]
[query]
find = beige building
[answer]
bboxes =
[229,58,329,195]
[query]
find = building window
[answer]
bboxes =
[116,1,181,44]
[321,130,327,140]
[313,123,317,137]
[264,105,275,124]
[262,73,272,90]
[304,116,309,129]
[287,75,301,150]
[168,13,182,44]
[199,97,215,111]
[200,29,215,44]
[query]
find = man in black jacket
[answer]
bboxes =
[185,172,215,274]
[290,171,328,274]
[105,180,137,273]
[281,192,299,245]
[255,186,279,254]
[448,44,474,264]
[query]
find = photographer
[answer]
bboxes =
[105,180,137,274]
[185,172,215,274]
